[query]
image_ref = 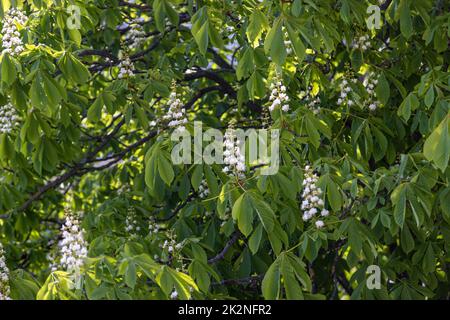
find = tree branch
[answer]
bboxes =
[208,231,241,264]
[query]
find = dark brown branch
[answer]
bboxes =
[184,70,236,97]
[183,85,221,109]
[184,70,262,112]
[208,231,241,264]
[207,48,234,70]
[211,275,263,287]
[337,274,353,296]
[77,49,119,63]
[156,193,196,222]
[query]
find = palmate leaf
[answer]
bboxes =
[262,253,311,300]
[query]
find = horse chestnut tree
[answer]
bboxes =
[0,0,449,300]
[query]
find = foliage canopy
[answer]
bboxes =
[0,0,449,300]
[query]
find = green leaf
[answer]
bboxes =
[248,191,275,233]
[398,93,419,122]
[305,115,321,148]
[246,71,265,99]
[58,53,90,84]
[125,262,137,289]
[193,21,209,55]
[164,0,179,26]
[1,53,17,86]
[326,178,342,212]
[286,23,306,63]
[262,259,280,300]
[157,153,175,185]
[68,29,82,46]
[422,244,435,273]
[232,193,254,237]
[153,0,166,32]
[236,47,254,80]
[0,133,14,162]
[423,115,449,172]
[248,223,263,254]
[292,0,302,17]
[87,94,104,123]
[208,23,223,49]
[401,224,414,254]
[191,164,203,190]
[246,10,268,47]
[280,256,304,299]
[424,86,435,108]
[400,1,413,39]
[264,18,286,66]
[376,73,390,105]
[391,183,407,228]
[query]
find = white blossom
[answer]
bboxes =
[363,71,380,111]
[0,102,20,134]
[283,29,293,55]
[161,234,183,255]
[125,206,140,237]
[337,76,357,107]
[170,289,178,299]
[198,179,210,199]
[118,57,135,79]
[351,34,371,51]
[124,19,147,49]
[268,78,290,112]
[223,127,246,179]
[59,209,88,275]
[162,91,188,132]
[148,217,161,237]
[301,165,330,229]
[300,87,321,114]
[1,8,27,56]
[315,220,325,229]
[0,243,11,300]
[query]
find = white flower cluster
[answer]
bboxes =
[163,92,188,132]
[337,77,358,107]
[301,165,329,229]
[220,207,231,228]
[351,35,371,51]
[198,179,210,199]
[161,237,183,254]
[59,209,88,274]
[268,80,290,112]
[118,57,135,79]
[223,128,246,178]
[1,8,27,56]
[47,252,58,273]
[283,30,293,55]
[0,102,20,134]
[0,243,11,300]
[170,289,178,299]
[300,87,321,114]
[363,72,380,111]
[124,19,146,49]
[125,206,141,237]
[148,218,161,236]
